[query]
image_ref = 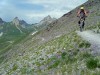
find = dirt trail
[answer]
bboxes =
[76,30,100,55]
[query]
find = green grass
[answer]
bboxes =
[0,29,99,75]
[0,23,35,64]
[78,41,91,48]
[86,57,98,69]
[82,51,92,58]
[0,56,5,63]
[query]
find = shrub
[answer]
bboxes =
[84,42,91,48]
[79,42,85,48]
[48,60,60,69]
[97,62,100,68]
[61,52,67,59]
[12,64,18,71]
[79,41,91,48]
[86,58,98,69]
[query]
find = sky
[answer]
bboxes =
[0,0,87,24]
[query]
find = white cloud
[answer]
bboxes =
[0,0,87,23]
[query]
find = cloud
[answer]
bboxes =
[0,0,87,23]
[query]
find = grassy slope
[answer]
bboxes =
[0,22,35,64]
[0,31,100,75]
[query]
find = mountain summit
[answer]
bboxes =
[41,15,55,22]
[0,18,4,25]
[37,15,56,26]
[12,17,29,28]
[12,17,20,26]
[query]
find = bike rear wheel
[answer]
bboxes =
[80,24,83,32]
[79,20,84,32]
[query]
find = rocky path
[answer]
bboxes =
[76,30,100,55]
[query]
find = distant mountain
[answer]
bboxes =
[39,15,56,25]
[0,17,37,35]
[0,18,36,54]
[12,17,20,26]
[20,20,29,28]
[0,18,4,33]
[12,17,29,28]
[36,15,56,29]
[0,18,4,25]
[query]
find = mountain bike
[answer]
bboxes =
[78,17,85,32]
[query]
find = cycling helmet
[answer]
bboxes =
[80,7,84,9]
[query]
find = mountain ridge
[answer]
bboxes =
[36,15,56,30]
[35,0,100,42]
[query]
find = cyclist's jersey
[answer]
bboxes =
[77,9,87,18]
[80,9,85,18]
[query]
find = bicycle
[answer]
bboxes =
[78,17,85,32]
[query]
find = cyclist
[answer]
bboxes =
[77,7,88,30]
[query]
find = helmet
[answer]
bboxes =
[80,7,84,9]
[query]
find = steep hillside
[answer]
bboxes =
[0,31,100,75]
[0,21,36,64]
[35,0,100,42]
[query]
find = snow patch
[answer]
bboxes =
[31,31,38,35]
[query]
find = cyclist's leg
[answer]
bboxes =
[82,21,85,28]
[82,18,85,29]
[78,20,80,24]
[79,18,82,32]
[78,19,81,27]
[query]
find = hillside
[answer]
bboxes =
[35,0,100,42]
[0,0,100,75]
[0,31,100,75]
[0,20,37,64]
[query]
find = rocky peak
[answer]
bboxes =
[43,15,52,21]
[38,15,56,26]
[41,15,56,22]
[12,17,20,25]
[0,18,4,24]
[20,20,28,25]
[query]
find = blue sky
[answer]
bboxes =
[0,0,87,24]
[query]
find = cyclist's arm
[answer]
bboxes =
[84,10,88,17]
[77,10,80,17]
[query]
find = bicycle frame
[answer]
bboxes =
[79,18,85,32]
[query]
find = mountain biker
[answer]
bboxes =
[77,7,88,30]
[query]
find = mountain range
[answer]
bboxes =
[0,15,56,61]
